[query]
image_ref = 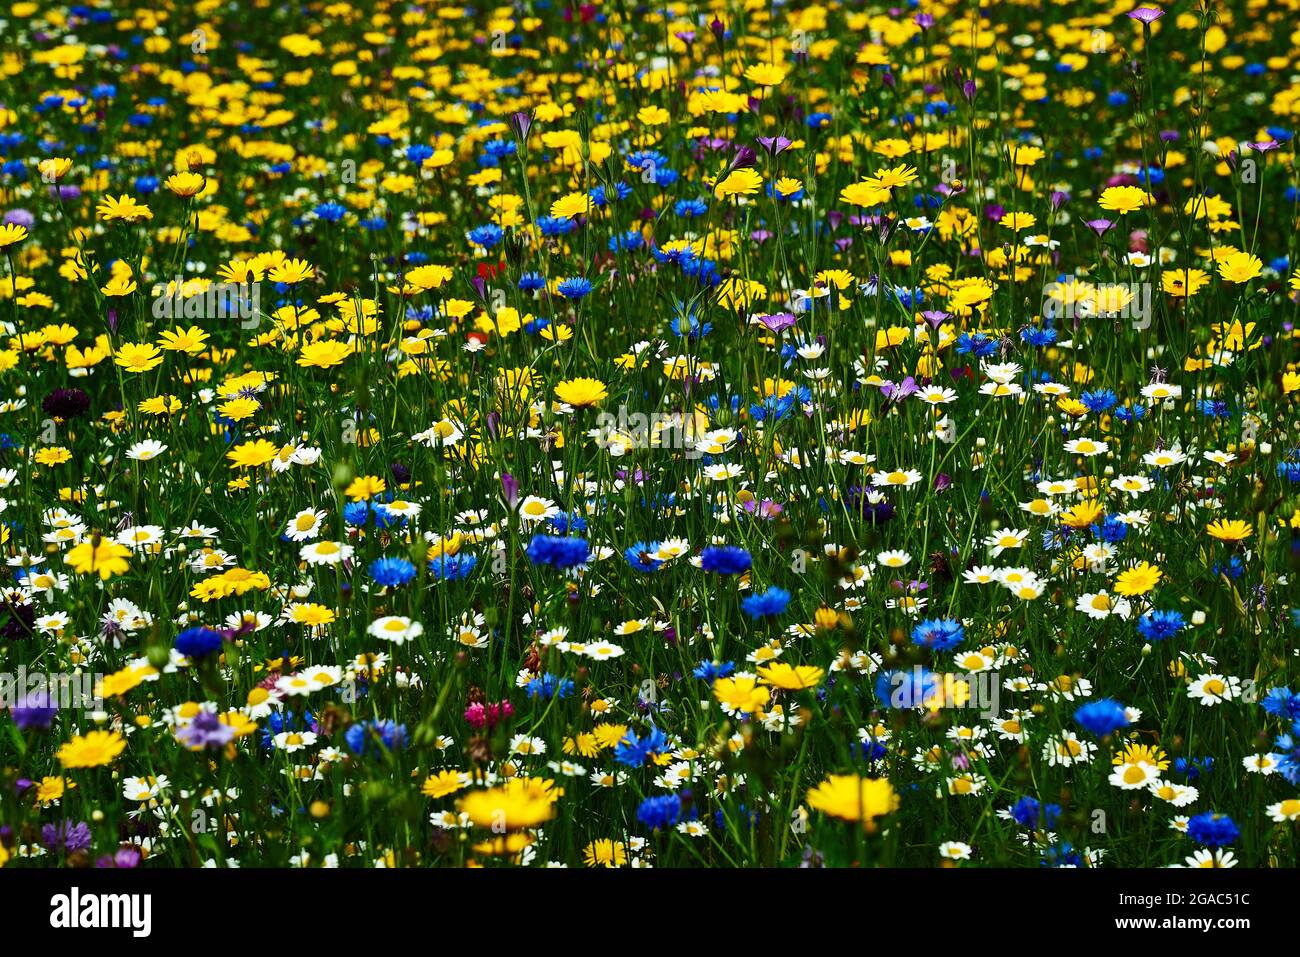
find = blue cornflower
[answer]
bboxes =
[1137,609,1184,642]
[1073,698,1130,736]
[1010,796,1061,829]
[674,198,708,218]
[518,271,547,292]
[345,719,408,756]
[405,144,434,164]
[1080,389,1118,413]
[1187,812,1239,847]
[1091,515,1128,543]
[741,586,791,619]
[556,276,592,299]
[614,726,668,767]
[313,201,347,222]
[527,673,575,700]
[700,545,752,575]
[624,541,663,573]
[1021,325,1057,347]
[954,332,998,357]
[175,626,223,659]
[525,534,590,569]
[549,511,587,535]
[1261,686,1300,719]
[467,224,503,248]
[693,660,736,684]
[910,617,965,651]
[536,215,576,237]
[636,794,682,829]
[875,667,939,709]
[1112,403,1146,425]
[429,553,477,581]
[343,501,371,526]
[368,556,416,587]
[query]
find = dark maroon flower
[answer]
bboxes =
[42,387,91,420]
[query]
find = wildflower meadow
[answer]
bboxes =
[1,0,1299,878]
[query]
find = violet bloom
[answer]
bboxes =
[921,309,950,329]
[96,847,142,868]
[756,135,792,155]
[42,820,92,853]
[1085,218,1114,235]
[510,111,532,140]
[2,208,34,228]
[1127,6,1164,24]
[880,376,918,402]
[176,710,235,749]
[757,312,797,332]
[500,472,520,508]
[10,690,58,731]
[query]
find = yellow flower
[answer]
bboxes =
[743,62,787,86]
[757,662,825,690]
[297,339,354,368]
[713,675,770,714]
[114,341,164,372]
[422,770,470,799]
[1161,268,1210,298]
[840,180,892,207]
[713,167,763,200]
[158,325,210,354]
[57,730,127,769]
[165,171,206,197]
[1216,251,1263,284]
[1097,185,1153,214]
[37,157,73,181]
[1113,561,1162,596]
[95,194,153,223]
[554,377,608,408]
[582,838,630,868]
[226,438,281,469]
[267,258,314,284]
[344,474,387,500]
[459,777,560,830]
[550,191,593,219]
[33,446,72,466]
[1206,519,1252,542]
[1059,498,1105,529]
[0,223,28,249]
[65,537,131,580]
[806,774,899,826]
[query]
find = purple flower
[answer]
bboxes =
[10,690,57,731]
[96,847,142,868]
[510,111,532,140]
[2,208,34,228]
[880,376,918,402]
[756,312,797,332]
[1085,218,1114,235]
[756,135,793,155]
[500,472,520,508]
[42,820,92,853]
[1127,6,1164,24]
[175,710,236,749]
